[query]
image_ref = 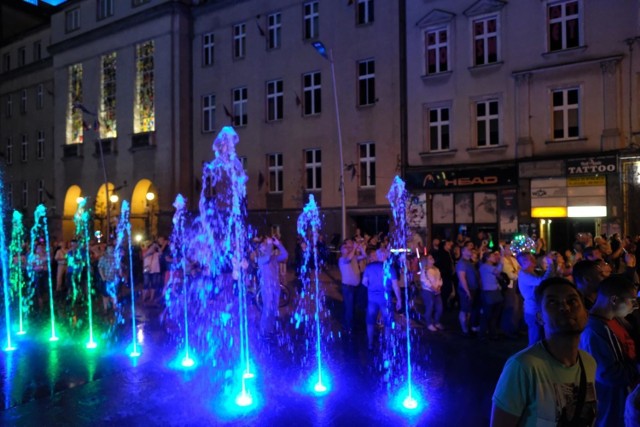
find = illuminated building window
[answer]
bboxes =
[100,52,117,138]
[266,79,283,121]
[305,148,322,190]
[134,41,154,134]
[268,153,283,193]
[473,15,499,66]
[427,106,450,151]
[303,71,321,116]
[548,0,580,51]
[359,142,376,188]
[303,1,319,40]
[67,63,83,144]
[424,26,449,74]
[357,58,375,106]
[475,99,499,147]
[552,87,579,140]
[357,0,374,25]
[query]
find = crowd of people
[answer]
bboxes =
[333,228,640,426]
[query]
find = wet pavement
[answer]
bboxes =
[0,269,527,427]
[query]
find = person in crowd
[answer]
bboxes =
[54,241,68,296]
[338,239,366,335]
[491,277,597,427]
[434,239,456,310]
[29,241,49,313]
[65,239,84,302]
[98,244,119,312]
[142,241,161,305]
[500,242,521,338]
[419,254,443,332]
[479,250,504,340]
[256,235,288,340]
[456,245,480,337]
[517,251,554,345]
[362,248,401,350]
[573,259,607,310]
[580,274,639,427]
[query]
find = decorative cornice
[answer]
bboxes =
[463,0,507,18]
[416,9,456,29]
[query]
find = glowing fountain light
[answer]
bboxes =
[115,200,140,358]
[75,198,96,349]
[171,194,196,369]
[0,179,15,351]
[30,204,58,343]
[297,194,330,396]
[387,176,420,412]
[10,211,27,336]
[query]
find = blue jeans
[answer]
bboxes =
[421,289,442,326]
[342,284,358,330]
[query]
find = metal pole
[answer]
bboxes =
[328,49,347,241]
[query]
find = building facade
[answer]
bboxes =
[405,0,640,250]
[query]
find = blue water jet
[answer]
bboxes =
[10,211,27,335]
[387,176,420,411]
[74,198,96,348]
[296,194,330,395]
[1,180,16,351]
[115,200,140,357]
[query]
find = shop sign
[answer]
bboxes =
[566,155,617,175]
[405,167,517,189]
[567,176,606,187]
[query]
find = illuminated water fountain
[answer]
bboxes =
[74,198,96,349]
[387,176,421,411]
[296,194,330,395]
[29,205,58,343]
[1,181,15,351]
[10,211,27,336]
[114,200,140,357]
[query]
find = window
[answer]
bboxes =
[305,149,322,190]
[97,0,114,20]
[548,1,580,51]
[303,71,321,116]
[33,41,42,61]
[233,23,246,59]
[268,13,282,49]
[268,153,283,193]
[232,87,247,127]
[36,84,44,109]
[132,0,150,6]
[6,137,12,165]
[476,100,499,147]
[2,53,10,72]
[203,32,215,66]
[473,16,498,66]
[303,2,319,40]
[18,47,26,67]
[21,181,28,209]
[359,142,376,187]
[358,59,375,106]
[20,89,27,114]
[357,0,374,25]
[21,134,28,162]
[65,8,80,32]
[68,63,84,144]
[100,52,117,138]
[425,27,449,74]
[427,106,450,151]
[552,87,579,140]
[202,94,216,132]
[266,79,283,121]
[37,131,45,159]
[37,180,45,205]
[134,41,154,133]
[5,95,11,118]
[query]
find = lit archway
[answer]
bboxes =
[94,183,117,240]
[62,185,83,241]
[131,179,157,242]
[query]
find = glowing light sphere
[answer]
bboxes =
[510,234,537,255]
[242,372,254,379]
[181,357,195,368]
[49,336,59,342]
[16,331,26,336]
[403,396,418,410]
[3,346,16,352]
[314,383,327,393]
[129,351,141,358]
[235,392,253,407]
[86,341,97,349]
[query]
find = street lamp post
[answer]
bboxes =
[312,41,347,241]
